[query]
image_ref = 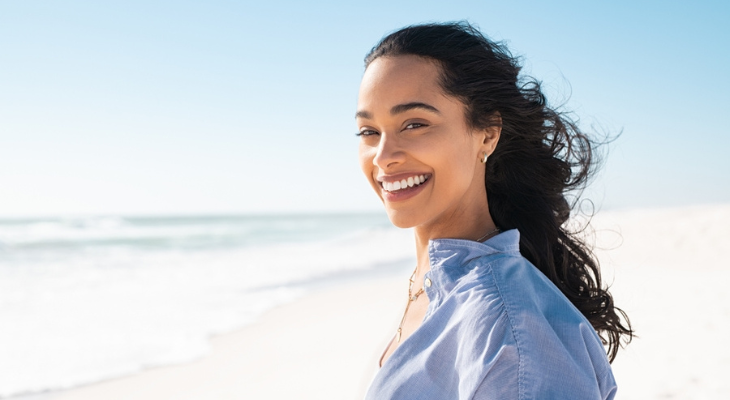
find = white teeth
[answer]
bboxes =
[382,174,429,192]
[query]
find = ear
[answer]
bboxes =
[479,112,502,155]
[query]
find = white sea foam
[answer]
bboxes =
[0,214,415,398]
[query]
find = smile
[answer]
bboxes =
[380,174,430,192]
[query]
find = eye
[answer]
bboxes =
[404,122,427,130]
[356,129,379,137]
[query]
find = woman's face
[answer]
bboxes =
[357,55,498,230]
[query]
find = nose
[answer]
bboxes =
[373,132,406,170]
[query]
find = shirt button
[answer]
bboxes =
[425,278,432,288]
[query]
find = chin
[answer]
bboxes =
[384,207,421,229]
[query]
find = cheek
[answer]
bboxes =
[432,143,477,192]
[357,144,372,173]
[358,146,383,198]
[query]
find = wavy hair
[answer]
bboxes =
[365,22,632,362]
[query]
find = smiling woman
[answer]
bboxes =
[357,55,497,231]
[355,22,632,399]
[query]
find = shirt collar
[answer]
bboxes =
[423,229,521,304]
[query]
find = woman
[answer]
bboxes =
[356,22,632,399]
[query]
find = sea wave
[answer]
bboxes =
[0,214,413,398]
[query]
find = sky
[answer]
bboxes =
[1,0,728,216]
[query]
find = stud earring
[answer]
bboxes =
[480,152,489,164]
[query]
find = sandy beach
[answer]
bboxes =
[51,277,406,400]
[47,204,730,399]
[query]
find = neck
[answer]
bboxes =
[412,195,496,282]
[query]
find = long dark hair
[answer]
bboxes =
[365,22,632,362]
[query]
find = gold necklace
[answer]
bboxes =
[393,227,500,343]
[476,226,500,242]
[396,267,425,343]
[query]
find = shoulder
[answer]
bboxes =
[458,253,616,399]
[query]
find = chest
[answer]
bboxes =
[379,294,430,366]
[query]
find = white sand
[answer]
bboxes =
[593,204,730,399]
[51,277,406,400]
[52,204,730,399]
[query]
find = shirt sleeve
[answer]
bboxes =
[471,367,615,400]
[467,317,616,400]
[469,345,520,400]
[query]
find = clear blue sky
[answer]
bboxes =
[1,0,728,216]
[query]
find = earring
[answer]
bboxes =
[480,152,489,164]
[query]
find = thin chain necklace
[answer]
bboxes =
[394,226,500,343]
[396,267,424,343]
[476,226,500,242]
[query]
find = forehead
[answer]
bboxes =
[358,55,446,111]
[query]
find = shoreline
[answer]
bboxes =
[42,276,405,400]
[7,203,730,399]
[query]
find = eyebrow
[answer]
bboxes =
[355,102,441,119]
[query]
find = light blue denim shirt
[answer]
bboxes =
[366,229,616,400]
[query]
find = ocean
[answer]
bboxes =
[0,213,414,398]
